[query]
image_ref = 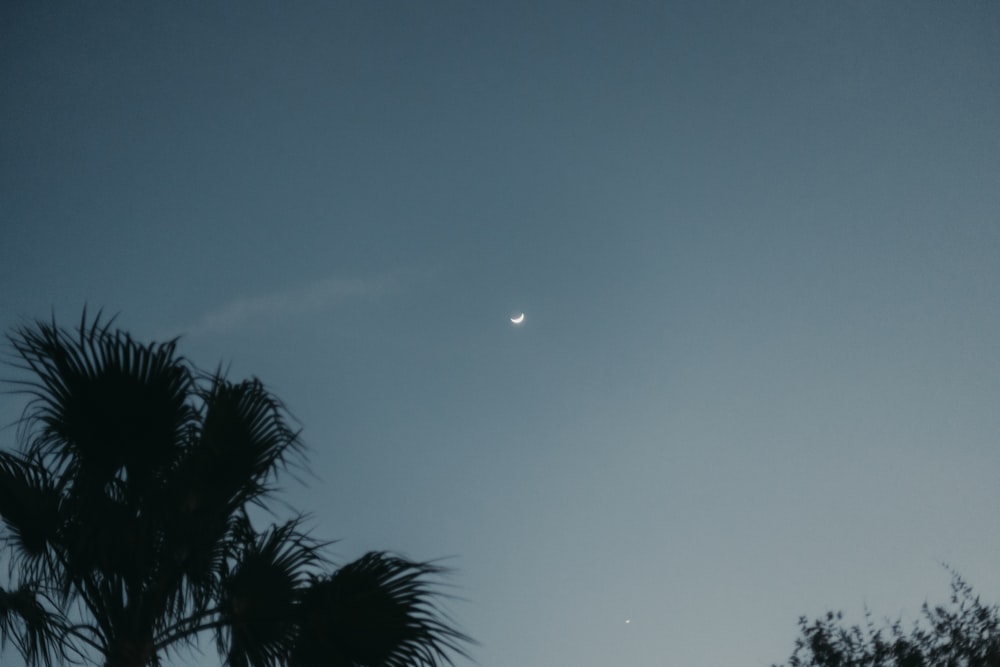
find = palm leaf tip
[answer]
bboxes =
[0,585,68,667]
[291,552,473,667]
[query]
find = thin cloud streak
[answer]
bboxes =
[177,275,392,337]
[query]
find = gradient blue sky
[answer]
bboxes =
[2,2,1000,665]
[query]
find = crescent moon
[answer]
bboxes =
[510,313,525,324]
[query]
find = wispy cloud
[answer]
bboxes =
[177,275,393,337]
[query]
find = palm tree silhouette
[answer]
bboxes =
[0,313,470,667]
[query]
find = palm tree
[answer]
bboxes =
[0,313,470,667]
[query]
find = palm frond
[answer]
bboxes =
[291,552,472,667]
[216,517,326,667]
[6,314,194,492]
[192,375,303,513]
[0,585,68,667]
[0,451,60,570]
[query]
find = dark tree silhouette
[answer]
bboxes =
[0,313,471,667]
[773,572,1000,667]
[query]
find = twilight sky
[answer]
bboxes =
[2,2,1000,665]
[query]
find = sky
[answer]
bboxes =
[2,2,1000,665]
